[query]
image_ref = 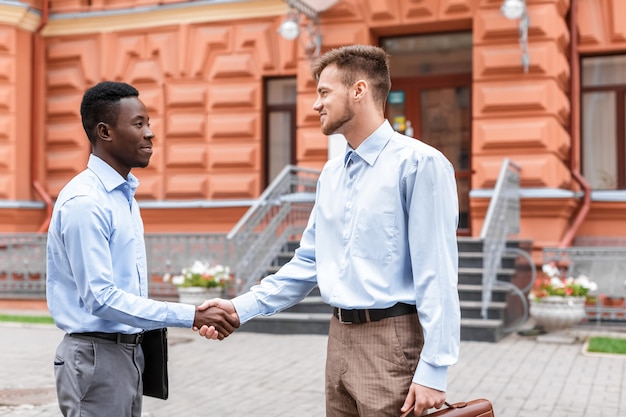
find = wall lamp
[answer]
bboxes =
[277,6,301,41]
[501,0,530,72]
[278,0,337,59]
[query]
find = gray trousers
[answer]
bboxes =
[54,334,145,417]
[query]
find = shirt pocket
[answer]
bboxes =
[352,209,397,261]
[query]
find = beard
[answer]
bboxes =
[321,96,355,136]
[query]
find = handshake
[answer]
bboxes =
[192,298,240,340]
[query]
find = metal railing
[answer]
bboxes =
[145,233,233,298]
[0,233,48,296]
[543,247,626,323]
[227,164,319,293]
[0,232,233,299]
[0,165,320,299]
[479,158,534,331]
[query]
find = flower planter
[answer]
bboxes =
[177,287,223,305]
[530,296,586,332]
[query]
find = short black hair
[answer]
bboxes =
[80,81,139,145]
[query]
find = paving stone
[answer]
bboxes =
[1,319,626,416]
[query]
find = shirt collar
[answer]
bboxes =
[342,120,394,168]
[87,154,139,194]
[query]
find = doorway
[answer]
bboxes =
[382,32,473,234]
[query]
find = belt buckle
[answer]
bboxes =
[116,333,143,344]
[337,308,352,325]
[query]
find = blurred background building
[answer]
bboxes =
[0,0,625,262]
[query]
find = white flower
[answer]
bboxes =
[542,264,560,278]
[189,260,208,275]
[172,274,185,286]
[167,260,232,288]
[575,275,598,292]
[550,277,565,288]
[535,265,599,299]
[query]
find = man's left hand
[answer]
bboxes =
[400,383,446,416]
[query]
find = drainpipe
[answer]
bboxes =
[559,0,591,248]
[31,0,51,233]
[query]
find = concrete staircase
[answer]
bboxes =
[456,237,529,342]
[238,237,531,342]
[237,241,333,335]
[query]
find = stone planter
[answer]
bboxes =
[177,287,223,305]
[530,296,586,332]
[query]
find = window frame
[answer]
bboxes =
[581,76,626,190]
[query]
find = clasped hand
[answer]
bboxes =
[192,298,240,340]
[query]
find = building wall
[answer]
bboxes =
[573,0,626,246]
[41,0,298,232]
[1,0,626,252]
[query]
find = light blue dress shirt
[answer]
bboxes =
[232,120,460,391]
[46,154,195,334]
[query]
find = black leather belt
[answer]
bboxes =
[70,332,144,345]
[333,302,417,324]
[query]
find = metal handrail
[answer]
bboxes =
[0,166,321,300]
[226,165,319,239]
[226,165,320,294]
[499,247,535,333]
[480,158,524,319]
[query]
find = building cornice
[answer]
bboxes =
[0,1,41,32]
[42,0,284,37]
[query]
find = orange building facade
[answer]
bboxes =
[1,0,625,261]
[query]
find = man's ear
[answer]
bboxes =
[353,79,367,100]
[96,122,112,142]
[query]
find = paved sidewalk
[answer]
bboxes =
[1,316,625,416]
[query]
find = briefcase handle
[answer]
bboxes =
[400,399,492,417]
[400,401,450,417]
[400,401,460,417]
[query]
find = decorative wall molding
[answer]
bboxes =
[42,0,284,36]
[0,1,40,32]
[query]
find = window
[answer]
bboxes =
[264,78,297,186]
[581,55,626,190]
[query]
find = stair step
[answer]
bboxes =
[458,284,509,302]
[285,296,331,314]
[458,267,515,286]
[456,237,484,252]
[461,318,506,342]
[460,300,507,320]
[458,283,510,290]
[458,252,518,269]
[458,267,516,275]
[238,312,331,335]
[272,251,295,265]
[460,300,507,310]
[253,237,531,342]
[461,317,503,328]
